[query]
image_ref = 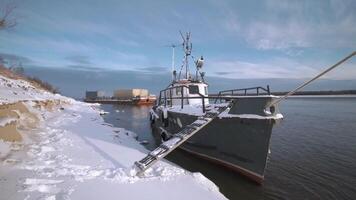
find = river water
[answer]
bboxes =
[100,97,356,200]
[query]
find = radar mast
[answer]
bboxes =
[175,31,205,83]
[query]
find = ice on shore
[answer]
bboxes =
[0,74,226,200]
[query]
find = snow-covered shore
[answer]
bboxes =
[0,74,227,200]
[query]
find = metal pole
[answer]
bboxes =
[171,46,175,81]
[164,91,167,107]
[181,87,184,109]
[158,91,162,106]
[170,88,172,107]
[186,55,189,79]
[267,51,355,108]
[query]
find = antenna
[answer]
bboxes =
[179,31,193,79]
[164,43,180,82]
[179,31,185,42]
[175,31,204,82]
[170,44,176,81]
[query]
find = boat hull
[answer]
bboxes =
[151,104,279,184]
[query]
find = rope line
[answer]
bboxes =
[267,51,356,108]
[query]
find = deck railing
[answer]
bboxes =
[214,85,270,103]
[158,85,271,113]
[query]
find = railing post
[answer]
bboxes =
[158,91,162,106]
[202,96,205,113]
[181,87,184,109]
[215,92,220,104]
[257,88,259,96]
[169,88,172,107]
[244,89,247,96]
[267,85,270,95]
[164,91,167,107]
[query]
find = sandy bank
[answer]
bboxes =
[0,102,37,142]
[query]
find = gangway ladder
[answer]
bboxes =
[133,104,231,176]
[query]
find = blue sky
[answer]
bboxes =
[0,0,355,81]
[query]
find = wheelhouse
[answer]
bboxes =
[165,80,209,106]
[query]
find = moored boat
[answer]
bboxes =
[148,32,283,184]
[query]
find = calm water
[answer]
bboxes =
[100,97,356,200]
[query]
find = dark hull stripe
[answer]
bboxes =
[179,146,264,184]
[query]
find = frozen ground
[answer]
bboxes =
[0,74,226,200]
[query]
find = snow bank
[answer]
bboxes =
[17,101,225,199]
[0,140,11,159]
[0,74,227,200]
[0,75,72,104]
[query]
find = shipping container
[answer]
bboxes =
[85,91,105,100]
[113,89,149,99]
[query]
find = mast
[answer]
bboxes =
[175,31,204,83]
[171,44,176,81]
[180,31,192,79]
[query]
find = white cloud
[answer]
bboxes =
[220,0,356,50]
[245,21,309,50]
[208,55,356,80]
[207,57,320,79]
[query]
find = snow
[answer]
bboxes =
[218,109,284,119]
[0,75,71,104]
[0,140,11,159]
[195,119,208,124]
[0,74,226,200]
[0,117,17,127]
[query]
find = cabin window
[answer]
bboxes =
[204,86,208,95]
[175,88,182,95]
[189,85,199,94]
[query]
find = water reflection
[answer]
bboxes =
[99,104,156,150]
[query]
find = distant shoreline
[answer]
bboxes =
[284,94,356,98]
[271,90,356,96]
[211,90,356,97]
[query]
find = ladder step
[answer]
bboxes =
[150,146,169,156]
[132,103,232,176]
[175,134,185,140]
[134,161,144,170]
[186,124,198,130]
[139,155,156,165]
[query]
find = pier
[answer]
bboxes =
[84,89,156,105]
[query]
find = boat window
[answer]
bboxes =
[189,85,199,94]
[204,86,208,95]
[175,88,182,95]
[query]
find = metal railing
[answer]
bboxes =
[158,85,207,113]
[214,86,270,103]
[158,85,271,113]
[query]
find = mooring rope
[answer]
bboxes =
[267,51,356,108]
